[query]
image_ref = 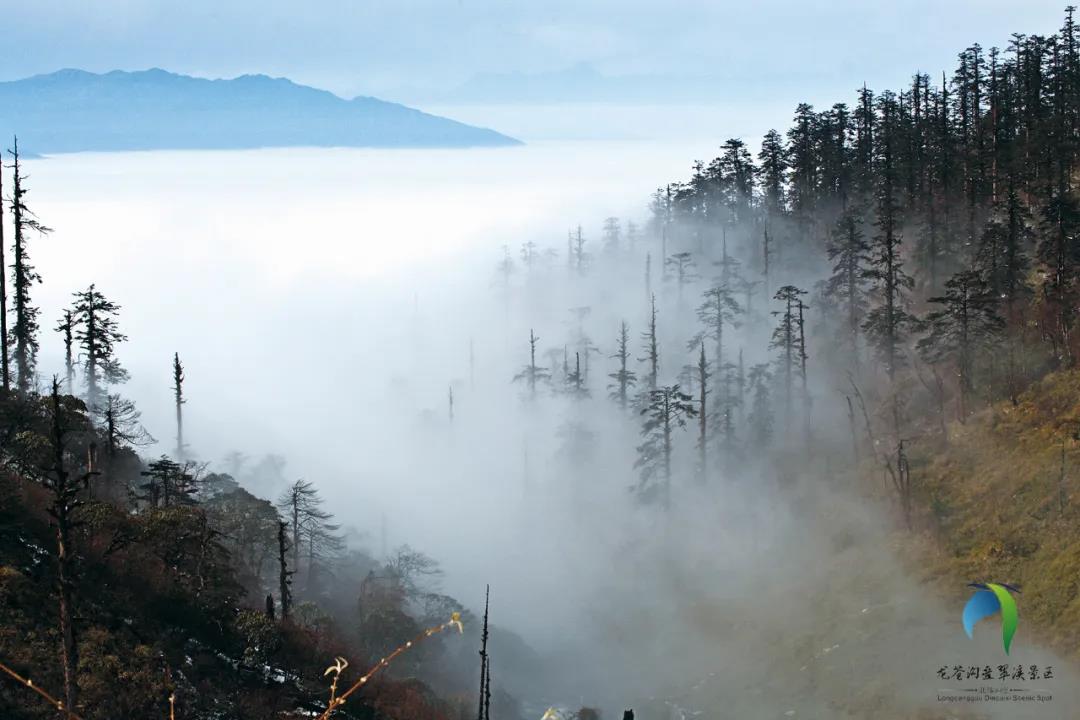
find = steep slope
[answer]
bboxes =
[903,370,1080,662]
[0,69,521,154]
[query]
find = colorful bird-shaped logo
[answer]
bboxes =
[962,582,1020,654]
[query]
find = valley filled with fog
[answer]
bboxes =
[7,3,1080,719]
[28,137,722,632]
[19,126,1079,719]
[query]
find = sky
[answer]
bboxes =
[2,0,1072,104]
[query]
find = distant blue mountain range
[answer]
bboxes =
[0,68,521,154]
[392,62,820,106]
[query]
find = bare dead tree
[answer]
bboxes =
[173,353,185,459]
[477,584,489,720]
[43,377,97,713]
[277,520,293,621]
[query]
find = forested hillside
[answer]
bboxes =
[0,139,511,716]
[626,4,1080,665]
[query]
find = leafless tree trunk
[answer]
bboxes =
[277,521,292,621]
[46,379,95,714]
[845,395,860,467]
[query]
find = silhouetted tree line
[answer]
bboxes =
[498,9,1080,523]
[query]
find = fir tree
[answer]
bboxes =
[715,359,741,461]
[1037,184,1080,363]
[7,138,50,393]
[139,456,199,508]
[862,92,918,431]
[496,244,515,288]
[70,284,128,414]
[277,479,337,591]
[55,310,76,392]
[563,351,589,399]
[571,225,588,274]
[520,240,539,271]
[513,329,551,400]
[770,285,808,438]
[747,363,774,447]
[665,251,698,300]
[639,294,660,391]
[823,207,871,368]
[692,284,742,369]
[695,343,710,483]
[758,129,787,214]
[602,217,621,256]
[917,270,1003,417]
[626,220,640,252]
[97,393,154,458]
[608,321,637,409]
[633,384,696,507]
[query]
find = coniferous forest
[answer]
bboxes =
[7,7,1080,720]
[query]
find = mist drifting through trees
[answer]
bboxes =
[7,8,1080,720]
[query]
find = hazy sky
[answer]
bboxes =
[2,1,1071,101]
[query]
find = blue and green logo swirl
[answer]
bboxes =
[963,582,1020,654]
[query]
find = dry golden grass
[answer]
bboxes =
[899,368,1080,662]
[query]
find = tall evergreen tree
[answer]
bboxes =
[639,294,660,391]
[918,270,1004,417]
[715,359,740,460]
[520,240,538,272]
[608,321,637,409]
[513,329,551,400]
[694,343,710,483]
[97,393,154,458]
[602,217,621,256]
[644,252,652,300]
[55,310,75,391]
[0,155,7,393]
[747,364,774,448]
[665,251,698,301]
[563,351,589,399]
[716,138,757,222]
[770,285,808,438]
[786,103,822,233]
[863,92,918,431]
[823,207,871,369]
[981,180,1032,316]
[758,129,787,214]
[634,384,696,508]
[571,225,588,274]
[496,244,516,288]
[626,220,640,252]
[277,478,335,590]
[1037,181,1080,363]
[692,284,742,370]
[7,138,50,393]
[70,285,128,413]
[138,456,199,508]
